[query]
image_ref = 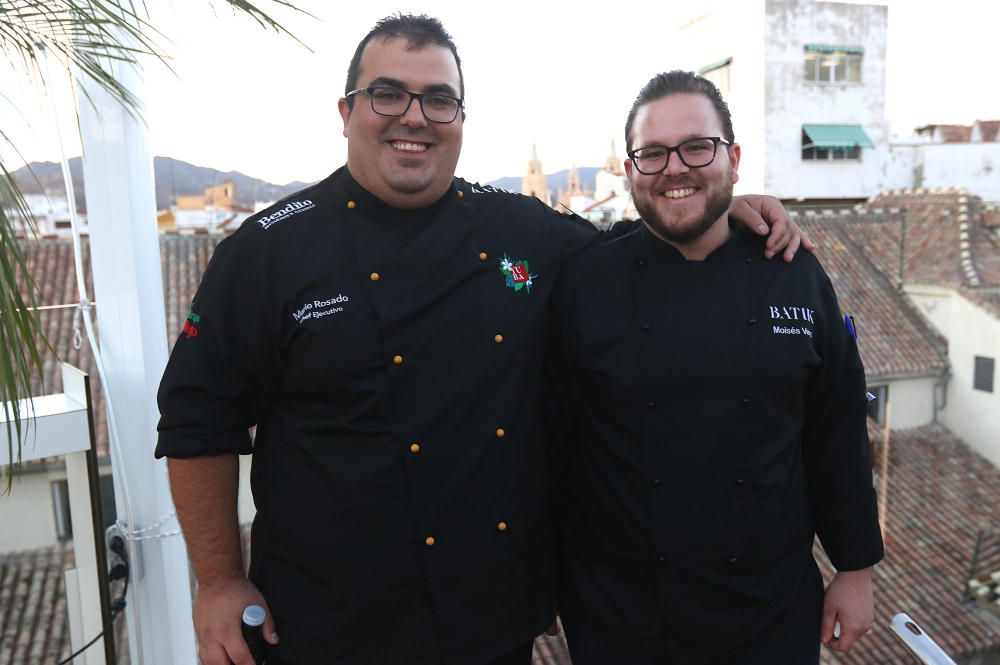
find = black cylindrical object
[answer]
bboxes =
[242,604,267,664]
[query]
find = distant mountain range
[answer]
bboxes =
[13,157,604,213]
[12,157,313,212]
[488,167,601,195]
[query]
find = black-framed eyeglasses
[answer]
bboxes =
[627,137,732,174]
[346,86,464,124]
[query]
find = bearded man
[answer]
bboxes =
[545,70,883,665]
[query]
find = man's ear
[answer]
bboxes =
[338,98,351,138]
[728,142,741,184]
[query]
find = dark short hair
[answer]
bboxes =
[345,14,464,108]
[624,70,735,151]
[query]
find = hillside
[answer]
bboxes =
[13,157,313,212]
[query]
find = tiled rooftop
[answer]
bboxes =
[858,189,1000,289]
[819,423,1000,664]
[798,216,948,379]
[915,124,973,143]
[15,232,228,457]
[975,121,1000,143]
[0,543,129,665]
[0,544,73,664]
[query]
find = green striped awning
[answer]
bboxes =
[698,57,732,74]
[804,44,864,54]
[802,124,874,149]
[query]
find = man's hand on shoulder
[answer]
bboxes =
[194,576,278,665]
[730,194,816,262]
[821,567,874,653]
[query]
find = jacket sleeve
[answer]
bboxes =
[155,230,276,458]
[801,266,884,571]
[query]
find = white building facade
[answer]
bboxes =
[673,0,890,200]
[672,0,999,203]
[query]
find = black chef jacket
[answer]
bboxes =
[155,167,598,665]
[546,222,884,663]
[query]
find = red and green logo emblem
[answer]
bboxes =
[499,253,536,293]
[182,308,200,338]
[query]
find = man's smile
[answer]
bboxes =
[662,187,698,200]
[390,140,430,153]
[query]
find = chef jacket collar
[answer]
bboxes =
[341,165,462,222]
[638,217,758,265]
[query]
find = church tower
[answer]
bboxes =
[604,138,625,176]
[557,164,586,210]
[521,144,551,205]
[595,138,629,201]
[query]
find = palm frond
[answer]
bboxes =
[0,0,308,490]
[0,158,46,493]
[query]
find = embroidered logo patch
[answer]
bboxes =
[499,253,537,293]
[182,308,200,338]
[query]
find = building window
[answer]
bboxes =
[802,131,861,160]
[801,125,872,161]
[50,473,118,542]
[866,385,888,425]
[699,57,732,97]
[803,45,863,84]
[51,480,73,541]
[974,356,995,393]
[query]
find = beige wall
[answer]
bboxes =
[0,469,61,553]
[908,285,1000,467]
[885,376,938,429]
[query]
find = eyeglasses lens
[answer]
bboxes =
[369,88,460,123]
[635,138,719,174]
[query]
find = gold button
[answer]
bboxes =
[495,428,505,438]
[479,252,488,261]
[370,272,380,282]
[410,443,421,454]
[457,190,464,198]
[425,536,435,547]
[497,521,508,532]
[347,200,356,210]
[494,334,504,344]
[393,355,404,365]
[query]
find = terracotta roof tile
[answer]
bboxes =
[819,424,1000,663]
[0,543,130,665]
[798,216,948,379]
[0,544,73,664]
[916,124,973,143]
[858,190,1000,291]
[975,121,1000,142]
[15,233,229,457]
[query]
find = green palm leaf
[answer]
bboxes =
[0,0,307,491]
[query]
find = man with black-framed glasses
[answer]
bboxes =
[156,15,814,665]
[346,85,465,124]
[546,70,883,665]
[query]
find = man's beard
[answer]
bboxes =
[634,176,734,244]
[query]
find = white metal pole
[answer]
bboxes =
[75,26,197,665]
